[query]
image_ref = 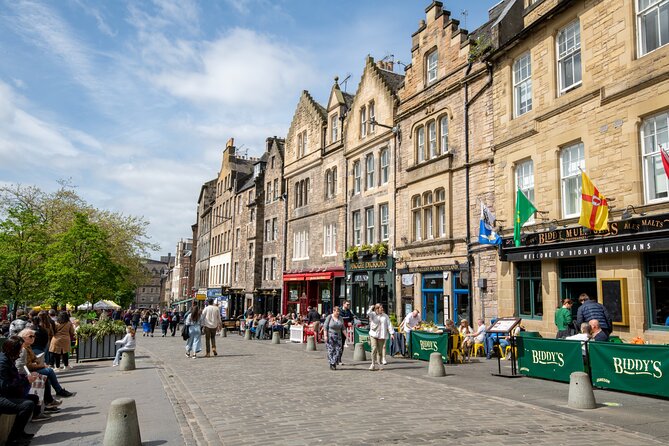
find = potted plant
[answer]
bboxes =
[374,242,388,258]
[76,319,127,362]
[345,246,359,261]
[359,244,372,259]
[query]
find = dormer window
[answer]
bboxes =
[426,49,438,84]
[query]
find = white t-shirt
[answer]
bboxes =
[402,313,421,332]
[201,305,222,329]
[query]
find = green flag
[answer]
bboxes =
[514,188,537,247]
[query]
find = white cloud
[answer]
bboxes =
[149,28,315,108]
[73,0,117,37]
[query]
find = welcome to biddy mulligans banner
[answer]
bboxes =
[589,342,669,398]
[517,337,585,382]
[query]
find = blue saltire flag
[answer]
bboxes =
[479,202,502,245]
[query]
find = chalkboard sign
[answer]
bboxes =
[599,278,628,326]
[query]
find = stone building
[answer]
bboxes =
[492,0,669,343]
[394,1,500,325]
[193,179,216,303]
[231,153,266,318]
[258,137,286,315]
[344,56,404,317]
[167,238,192,309]
[283,88,348,316]
[210,139,254,314]
[135,258,170,309]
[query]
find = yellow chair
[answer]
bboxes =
[504,345,518,359]
[473,343,485,357]
[449,334,464,364]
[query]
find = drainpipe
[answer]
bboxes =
[344,158,350,304]
[464,61,494,324]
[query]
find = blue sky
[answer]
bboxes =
[0,0,500,257]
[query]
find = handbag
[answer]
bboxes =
[181,324,189,341]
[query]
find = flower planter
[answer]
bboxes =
[76,334,123,362]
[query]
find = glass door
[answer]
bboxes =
[452,271,470,324]
[422,274,444,325]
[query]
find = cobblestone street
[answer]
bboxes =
[139,333,666,446]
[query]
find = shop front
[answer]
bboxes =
[282,269,345,316]
[253,289,282,316]
[396,263,469,325]
[220,287,245,320]
[499,213,669,343]
[345,257,395,319]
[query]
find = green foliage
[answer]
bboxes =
[345,246,359,261]
[77,319,126,342]
[390,313,398,327]
[360,243,372,252]
[469,34,493,63]
[370,242,389,257]
[0,182,154,310]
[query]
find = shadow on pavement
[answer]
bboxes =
[30,430,100,445]
[143,441,169,445]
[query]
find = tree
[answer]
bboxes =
[43,213,122,308]
[0,206,48,312]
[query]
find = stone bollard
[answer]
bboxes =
[0,414,17,445]
[244,329,252,340]
[103,398,142,446]
[272,331,281,344]
[427,352,446,377]
[119,350,136,371]
[568,371,597,409]
[306,335,317,351]
[222,327,227,337]
[353,343,367,362]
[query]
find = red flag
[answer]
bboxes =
[661,146,669,179]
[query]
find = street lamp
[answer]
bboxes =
[369,118,400,136]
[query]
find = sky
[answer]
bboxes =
[0,0,501,258]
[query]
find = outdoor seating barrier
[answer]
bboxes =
[0,414,16,445]
[353,327,391,354]
[588,342,669,398]
[410,331,449,364]
[289,325,304,343]
[517,337,585,382]
[76,334,123,363]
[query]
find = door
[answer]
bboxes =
[422,274,444,325]
[452,271,470,324]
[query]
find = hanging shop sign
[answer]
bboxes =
[398,263,465,274]
[350,260,388,270]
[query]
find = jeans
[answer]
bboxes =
[255,321,267,340]
[36,367,63,393]
[113,347,134,366]
[485,336,509,357]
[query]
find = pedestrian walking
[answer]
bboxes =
[149,311,158,337]
[184,305,202,359]
[201,299,222,357]
[323,306,345,370]
[367,304,394,370]
[49,312,75,370]
[160,312,170,337]
[131,310,140,331]
[169,311,179,336]
[141,311,150,336]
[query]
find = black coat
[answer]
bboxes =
[0,353,29,399]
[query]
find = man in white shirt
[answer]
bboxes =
[473,319,486,344]
[201,299,222,357]
[400,310,421,355]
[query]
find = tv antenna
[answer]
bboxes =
[340,73,351,92]
[461,9,468,29]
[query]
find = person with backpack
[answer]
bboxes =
[148,311,159,337]
[169,311,180,336]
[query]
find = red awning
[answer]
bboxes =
[283,274,305,282]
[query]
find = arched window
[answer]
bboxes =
[304,178,310,205]
[295,181,301,208]
[325,170,332,198]
[412,195,422,241]
[428,121,437,159]
[332,167,337,196]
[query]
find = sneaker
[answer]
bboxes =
[369,364,376,371]
[213,349,218,356]
[56,390,74,398]
[337,362,344,366]
[46,400,62,408]
[185,352,190,358]
[191,354,196,359]
[44,406,60,413]
[381,359,388,365]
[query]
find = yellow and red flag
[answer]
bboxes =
[579,171,608,231]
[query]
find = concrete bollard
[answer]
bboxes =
[244,329,252,340]
[427,352,446,377]
[222,327,227,337]
[0,414,16,445]
[103,398,142,446]
[353,343,367,362]
[119,350,136,371]
[306,335,317,351]
[272,331,281,344]
[568,371,597,409]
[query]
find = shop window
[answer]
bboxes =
[516,261,543,319]
[645,253,669,328]
[560,258,596,279]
